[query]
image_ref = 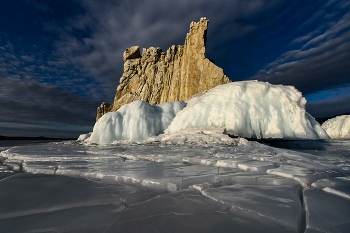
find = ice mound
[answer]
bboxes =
[89,100,186,144]
[166,81,329,140]
[152,128,248,146]
[77,132,91,141]
[322,115,350,139]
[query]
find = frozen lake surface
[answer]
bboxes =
[0,138,349,232]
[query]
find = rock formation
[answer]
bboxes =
[96,102,113,121]
[97,17,230,120]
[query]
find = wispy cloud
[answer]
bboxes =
[0,31,102,135]
[252,1,350,95]
[307,95,350,118]
[51,0,290,90]
[0,77,100,126]
[0,32,110,99]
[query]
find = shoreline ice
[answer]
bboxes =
[1,137,349,232]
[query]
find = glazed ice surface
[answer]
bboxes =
[1,136,349,232]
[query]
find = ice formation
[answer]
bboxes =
[322,115,350,139]
[77,132,91,141]
[166,81,329,140]
[145,128,249,146]
[89,100,186,144]
[87,81,329,144]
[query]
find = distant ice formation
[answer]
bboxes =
[322,115,350,139]
[166,81,329,140]
[89,100,186,144]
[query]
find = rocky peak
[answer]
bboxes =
[123,46,141,61]
[96,17,230,121]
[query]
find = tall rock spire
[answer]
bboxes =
[96,17,230,120]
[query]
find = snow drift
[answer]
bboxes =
[89,100,186,144]
[77,133,91,141]
[166,81,329,140]
[322,115,350,139]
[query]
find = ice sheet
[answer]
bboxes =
[105,189,296,233]
[266,165,335,187]
[0,173,163,233]
[0,173,299,233]
[1,137,349,232]
[304,189,350,233]
[1,138,347,190]
[202,184,302,232]
[311,177,350,200]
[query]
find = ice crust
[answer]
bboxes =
[304,189,350,233]
[322,115,350,139]
[1,138,349,232]
[202,185,302,232]
[89,100,186,143]
[311,177,350,200]
[166,81,329,140]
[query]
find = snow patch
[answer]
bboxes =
[77,132,91,141]
[152,128,248,146]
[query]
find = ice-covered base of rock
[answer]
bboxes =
[90,100,186,144]
[89,81,329,144]
[1,136,349,232]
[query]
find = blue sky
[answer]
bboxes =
[0,0,349,138]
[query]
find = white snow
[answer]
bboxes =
[322,115,350,139]
[166,81,329,140]
[77,132,91,141]
[89,100,186,144]
[150,128,248,146]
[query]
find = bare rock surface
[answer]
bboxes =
[96,102,113,121]
[97,17,230,120]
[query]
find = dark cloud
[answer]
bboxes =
[53,0,290,89]
[0,77,100,126]
[0,122,90,138]
[53,0,350,98]
[0,77,98,138]
[1,0,349,137]
[252,2,350,95]
[0,34,111,101]
[307,95,350,118]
